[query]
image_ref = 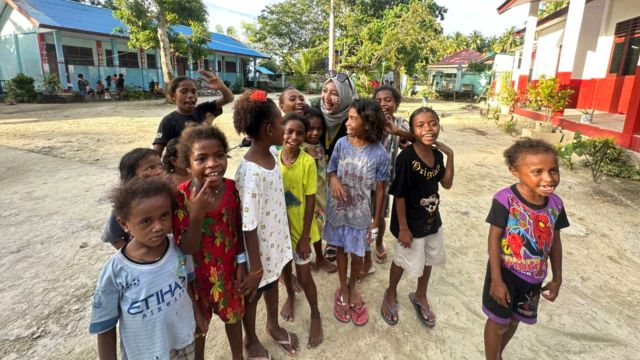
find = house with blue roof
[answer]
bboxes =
[0,0,269,91]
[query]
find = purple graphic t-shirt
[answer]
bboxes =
[486,185,569,284]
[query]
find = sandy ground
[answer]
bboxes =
[0,96,638,360]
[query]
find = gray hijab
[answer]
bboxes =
[321,76,356,129]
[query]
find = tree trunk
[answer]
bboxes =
[157,10,174,103]
[392,67,401,91]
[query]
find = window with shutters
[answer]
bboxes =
[63,45,94,66]
[608,16,640,76]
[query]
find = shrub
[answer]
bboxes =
[41,73,62,95]
[525,76,573,122]
[118,86,154,101]
[6,73,36,102]
[572,133,620,183]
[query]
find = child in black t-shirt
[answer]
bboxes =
[152,69,234,156]
[380,107,454,327]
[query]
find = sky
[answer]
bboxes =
[203,0,530,38]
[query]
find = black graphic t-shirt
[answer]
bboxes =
[152,101,222,146]
[389,145,445,238]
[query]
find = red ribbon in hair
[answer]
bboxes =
[250,90,268,103]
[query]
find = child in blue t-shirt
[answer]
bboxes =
[325,99,390,326]
[483,138,569,359]
[380,107,454,328]
[89,177,197,359]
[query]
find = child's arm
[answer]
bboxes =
[240,229,263,302]
[328,172,347,202]
[198,69,234,107]
[369,181,386,241]
[187,284,208,336]
[97,329,117,360]
[541,231,563,301]
[394,196,413,248]
[436,141,455,189]
[298,194,315,259]
[178,180,215,255]
[235,196,248,289]
[488,225,510,307]
[384,115,414,143]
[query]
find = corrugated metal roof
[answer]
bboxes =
[10,0,268,58]
[435,49,484,66]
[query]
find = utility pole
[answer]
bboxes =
[328,0,335,71]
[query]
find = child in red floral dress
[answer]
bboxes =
[172,125,247,360]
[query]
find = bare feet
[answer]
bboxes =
[307,315,324,349]
[267,326,299,357]
[279,273,303,293]
[244,338,270,360]
[316,258,337,273]
[280,294,295,322]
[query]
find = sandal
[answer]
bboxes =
[270,329,298,357]
[333,288,351,323]
[351,301,369,326]
[375,246,388,264]
[325,245,337,262]
[409,292,436,327]
[380,288,398,325]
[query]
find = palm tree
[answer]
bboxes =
[493,27,522,54]
[468,30,485,52]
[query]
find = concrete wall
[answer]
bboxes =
[532,21,564,80]
[0,2,35,35]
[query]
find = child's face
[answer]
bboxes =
[346,107,365,138]
[375,90,397,117]
[280,89,306,114]
[135,155,164,179]
[411,112,440,146]
[306,116,323,145]
[267,107,285,146]
[283,120,306,151]
[511,153,560,203]
[119,195,172,250]
[189,139,228,189]
[321,81,339,113]
[172,79,198,114]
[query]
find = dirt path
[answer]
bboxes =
[0,98,638,359]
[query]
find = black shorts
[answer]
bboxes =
[257,279,278,293]
[482,263,541,325]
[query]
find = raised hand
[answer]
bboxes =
[433,140,453,157]
[197,68,226,91]
[188,179,216,219]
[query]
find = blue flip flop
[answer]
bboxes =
[409,292,436,327]
[381,288,398,325]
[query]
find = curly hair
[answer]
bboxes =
[119,148,160,182]
[162,138,180,174]
[304,107,325,130]
[408,107,440,133]
[283,112,309,132]
[350,99,386,143]
[504,138,558,169]
[233,90,279,137]
[110,177,174,220]
[177,125,229,169]
[168,76,195,94]
[374,85,402,106]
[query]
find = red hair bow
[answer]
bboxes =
[250,90,268,102]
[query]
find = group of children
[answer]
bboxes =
[89,72,568,360]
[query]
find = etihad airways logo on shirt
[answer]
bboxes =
[127,276,186,316]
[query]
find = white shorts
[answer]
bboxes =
[292,248,312,266]
[393,230,446,277]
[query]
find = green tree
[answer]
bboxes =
[243,0,329,67]
[492,26,522,53]
[226,26,238,38]
[538,1,568,19]
[214,24,224,34]
[112,0,210,89]
[468,30,485,52]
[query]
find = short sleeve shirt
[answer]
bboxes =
[101,210,130,244]
[89,237,195,359]
[486,185,570,284]
[278,149,320,247]
[389,145,445,238]
[325,137,390,229]
[235,155,293,287]
[153,101,222,146]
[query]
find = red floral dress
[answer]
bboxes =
[173,178,244,324]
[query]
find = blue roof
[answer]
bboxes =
[255,66,274,75]
[11,0,268,58]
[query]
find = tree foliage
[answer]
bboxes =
[538,0,568,19]
[112,0,210,86]
[243,0,329,69]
